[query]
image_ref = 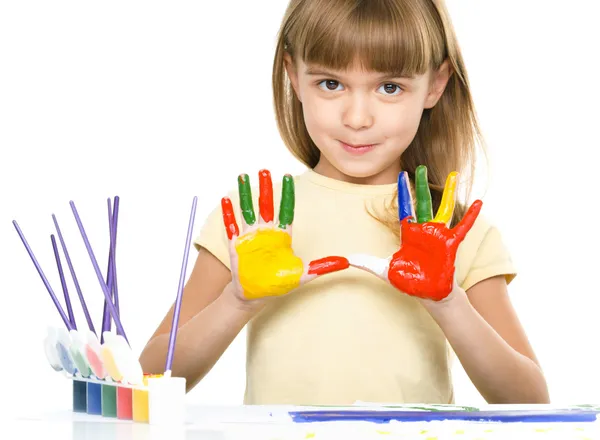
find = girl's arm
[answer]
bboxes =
[138,247,264,391]
[422,275,550,404]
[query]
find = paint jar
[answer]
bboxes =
[132,374,162,423]
[101,332,124,382]
[101,382,117,418]
[103,331,144,385]
[116,385,133,420]
[119,346,144,386]
[86,381,102,415]
[147,375,186,425]
[86,331,106,380]
[43,327,63,372]
[55,327,77,375]
[72,379,87,413]
[69,330,92,378]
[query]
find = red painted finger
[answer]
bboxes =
[221,197,239,240]
[452,199,483,241]
[258,169,274,223]
[307,256,349,276]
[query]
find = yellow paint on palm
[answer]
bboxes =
[236,229,303,299]
[433,171,458,225]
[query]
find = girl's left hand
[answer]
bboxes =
[348,165,482,303]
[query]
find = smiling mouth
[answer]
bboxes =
[339,140,378,154]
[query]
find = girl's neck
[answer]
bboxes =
[312,157,401,186]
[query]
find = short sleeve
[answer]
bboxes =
[193,191,234,270]
[456,214,517,292]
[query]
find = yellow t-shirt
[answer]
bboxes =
[194,169,516,405]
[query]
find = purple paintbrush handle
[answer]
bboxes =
[12,220,73,331]
[101,198,114,338]
[111,196,120,315]
[69,201,129,345]
[51,234,76,330]
[52,214,96,334]
[102,196,121,336]
[166,196,198,373]
[101,254,113,340]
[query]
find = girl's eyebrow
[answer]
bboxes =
[305,66,415,80]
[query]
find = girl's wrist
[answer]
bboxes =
[222,281,267,315]
[419,283,471,320]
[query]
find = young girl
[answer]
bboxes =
[139,0,549,405]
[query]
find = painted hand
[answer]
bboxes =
[222,169,349,301]
[348,166,482,302]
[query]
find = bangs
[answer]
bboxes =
[287,0,446,76]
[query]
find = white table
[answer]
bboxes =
[6,404,341,440]
[6,404,600,439]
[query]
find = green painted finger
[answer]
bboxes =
[278,174,295,229]
[415,165,433,223]
[238,174,256,226]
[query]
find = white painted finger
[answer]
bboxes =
[347,254,390,280]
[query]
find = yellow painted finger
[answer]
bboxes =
[433,172,458,225]
[235,229,304,299]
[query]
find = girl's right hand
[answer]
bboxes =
[221,169,349,302]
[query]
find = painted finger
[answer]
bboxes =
[433,171,458,225]
[398,171,415,222]
[347,254,391,280]
[278,174,295,230]
[238,174,256,229]
[307,256,349,276]
[452,199,483,241]
[258,169,274,224]
[221,197,239,240]
[415,165,433,223]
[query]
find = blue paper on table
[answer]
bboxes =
[288,408,600,424]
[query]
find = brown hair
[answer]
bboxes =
[272,0,486,239]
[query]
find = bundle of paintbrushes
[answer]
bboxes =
[13,196,198,425]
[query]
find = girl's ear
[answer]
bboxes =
[284,53,302,103]
[424,59,452,109]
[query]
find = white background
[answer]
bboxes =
[1,0,599,418]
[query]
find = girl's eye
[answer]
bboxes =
[318,79,343,91]
[378,83,402,96]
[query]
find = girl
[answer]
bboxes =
[139,0,549,405]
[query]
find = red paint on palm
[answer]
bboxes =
[308,256,349,275]
[388,200,483,301]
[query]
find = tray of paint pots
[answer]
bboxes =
[13,196,200,426]
[44,325,187,425]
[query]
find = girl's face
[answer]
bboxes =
[285,56,450,185]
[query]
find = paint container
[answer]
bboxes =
[147,375,186,425]
[55,327,77,375]
[69,330,92,378]
[117,385,133,420]
[104,330,144,386]
[101,332,124,382]
[86,381,102,415]
[132,375,152,423]
[119,347,144,387]
[132,386,149,422]
[85,331,106,379]
[43,327,63,372]
[100,330,144,421]
[72,379,87,413]
[101,382,117,418]
[133,374,161,423]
